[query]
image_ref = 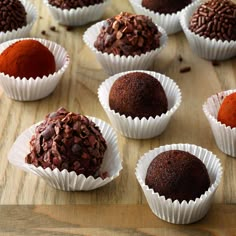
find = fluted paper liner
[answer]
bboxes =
[203,90,236,157]
[136,143,222,224]
[180,1,236,60]
[44,0,110,26]
[98,70,181,139]
[0,0,37,43]
[8,117,122,191]
[83,21,167,75]
[129,0,198,35]
[0,38,70,101]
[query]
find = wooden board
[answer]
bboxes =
[0,0,236,234]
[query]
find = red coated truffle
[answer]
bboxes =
[217,92,236,128]
[25,107,107,178]
[145,150,210,202]
[0,40,56,79]
[109,72,168,119]
[142,0,192,14]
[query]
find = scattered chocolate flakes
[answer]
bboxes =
[41,30,47,35]
[180,66,191,73]
[178,55,183,62]
[25,107,107,178]
[66,26,74,31]
[50,26,57,32]
[212,60,220,66]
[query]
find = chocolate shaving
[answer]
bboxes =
[180,66,191,73]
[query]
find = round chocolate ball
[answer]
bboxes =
[0,39,56,79]
[145,150,211,202]
[25,107,107,178]
[189,0,236,41]
[217,92,236,128]
[0,0,27,33]
[48,0,104,9]
[94,12,161,57]
[109,72,168,119]
[142,0,192,14]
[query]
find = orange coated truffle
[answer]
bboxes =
[217,92,236,128]
[0,40,56,79]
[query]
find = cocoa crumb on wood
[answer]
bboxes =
[180,66,191,73]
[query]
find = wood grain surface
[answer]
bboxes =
[0,0,236,234]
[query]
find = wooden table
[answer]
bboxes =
[0,0,236,235]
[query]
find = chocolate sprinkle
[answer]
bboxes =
[180,66,191,73]
[0,0,27,33]
[189,0,236,41]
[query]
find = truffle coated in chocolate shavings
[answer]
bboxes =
[94,12,162,57]
[48,0,104,9]
[25,107,107,178]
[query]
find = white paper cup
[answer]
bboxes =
[0,38,70,101]
[83,21,167,75]
[180,1,236,60]
[98,70,181,139]
[136,143,222,224]
[8,117,122,191]
[129,0,198,35]
[203,90,236,157]
[0,0,37,43]
[43,0,110,26]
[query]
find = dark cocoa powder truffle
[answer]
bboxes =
[48,0,104,9]
[0,0,27,33]
[145,150,210,202]
[109,72,168,119]
[189,0,236,41]
[142,0,192,14]
[94,12,162,57]
[25,108,107,178]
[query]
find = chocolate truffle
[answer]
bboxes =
[94,12,162,57]
[0,0,27,33]
[145,150,210,202]
[48,0,104,9]
[189,0,236,41]
[109,72,168,119]
[0,39,56,79]
[142,0,192,14]
[25,108,107,178]
[217,92,236,128]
